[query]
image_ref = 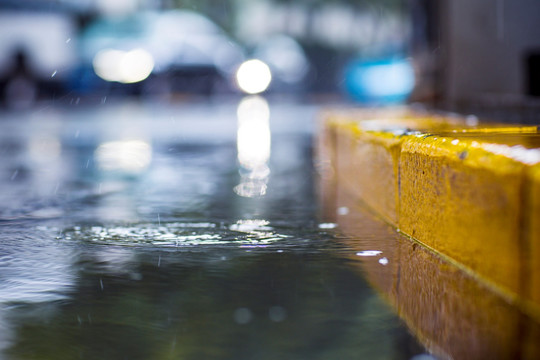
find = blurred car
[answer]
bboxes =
[75,9,245,96]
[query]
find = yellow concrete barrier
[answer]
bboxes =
[323,111,474,225]
[318,108,540,306]
[399,134,527,296]
[323,177,540,359]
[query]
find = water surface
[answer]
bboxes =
[0,99,425,359]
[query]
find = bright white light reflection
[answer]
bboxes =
[236,59,272,94]
[235,96,271,197]
[93,48,154,84]
[237,96,271,170]
[230,219,272,232]
[237,95,270,124]
[95,140,152,174]
[356,250,383,257]
[318,223,337,229]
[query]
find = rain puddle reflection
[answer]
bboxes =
[0,101,427,359]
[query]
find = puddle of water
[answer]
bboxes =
[60,220,290,247]
[0,102,426,359]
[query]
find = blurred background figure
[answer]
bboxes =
[0,0,79,109]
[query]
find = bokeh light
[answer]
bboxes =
[344,58,415,103]
[95,140,152,174]
[236,59,272,94]
[93,48,154,84]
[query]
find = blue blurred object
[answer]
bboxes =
[343,57,415,104]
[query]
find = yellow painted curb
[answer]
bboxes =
[399,134,527,296]
[319,108,540,307]
[326,179,540,359]
[322,110,477,225]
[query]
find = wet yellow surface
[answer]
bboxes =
[319,108,540,311]
[399,135,526,297]
[318,153,540,359]
[528,164,540,306]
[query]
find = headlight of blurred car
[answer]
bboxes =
[93,48,154,84]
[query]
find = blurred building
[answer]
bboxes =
[410,0,540,122]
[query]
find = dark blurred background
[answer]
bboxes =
[0,0,539,121]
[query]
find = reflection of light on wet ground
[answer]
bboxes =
[236,96,271,169]
[0,101,429,359]
[356,250,383,257]
[235,96,271,198]
[318,223,337,229]
[95,139,152,174]
[229,219,272,232]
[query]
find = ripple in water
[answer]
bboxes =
[61,220,291,247]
